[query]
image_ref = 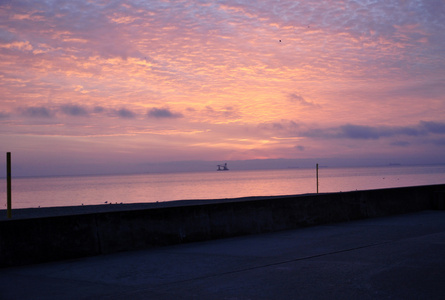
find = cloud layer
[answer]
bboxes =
[1,0,445,175]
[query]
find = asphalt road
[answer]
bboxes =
[1,210,444,299]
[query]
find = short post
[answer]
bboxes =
[7,152,12,218]
[316,163,319,194]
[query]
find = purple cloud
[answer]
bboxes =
[261,120,444,141]
[420,121,445,134]
[147,107,183,119]
[93,106,105,113]
[432,138,445,146]
[21,106,54,118]
[60,104,88,116]
[0,111,10,119]
[202,106,239,119]
[391,141,410,147]
[116,108,136,119]
[288,93,319,107]
[339,124,391,140]
[313,123,425,140]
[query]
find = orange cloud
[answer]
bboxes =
[1,0,445,175]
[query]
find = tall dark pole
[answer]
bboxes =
[7,152,11,218]
[316,163,319,194]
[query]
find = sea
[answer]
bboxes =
[1,165,445,209]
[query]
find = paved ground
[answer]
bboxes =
[0,195,285,220]
[1,210,444,299]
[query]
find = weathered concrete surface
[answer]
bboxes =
[1,184,444,267]
[0,211,444,299]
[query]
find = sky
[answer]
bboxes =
[1,0,445,176]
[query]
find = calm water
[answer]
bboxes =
[1,165,445,209]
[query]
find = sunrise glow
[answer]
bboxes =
[1,1,445,176]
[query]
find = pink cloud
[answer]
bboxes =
[1,0,445,175]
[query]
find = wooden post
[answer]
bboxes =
[7,152,11,218]
[316,163,319,194]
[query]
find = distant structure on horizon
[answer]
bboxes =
[217,163,229,171]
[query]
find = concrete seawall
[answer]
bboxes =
[1,184,445,267]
